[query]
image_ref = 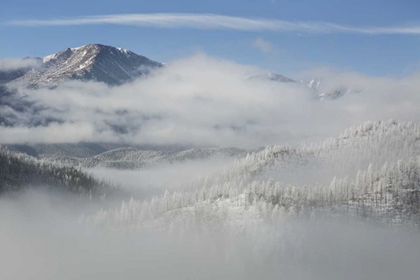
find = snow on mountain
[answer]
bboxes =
[45,147,249,169]
[247,72,296,83]
[7,44,163,86]
[249,72,356,100]
[301,78,356,100]
[2,46,354,101]
[2,119,420,232]
[5,142,197,159]
[85,120,420,232]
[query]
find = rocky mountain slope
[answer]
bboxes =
[1,44,352,100]
[4,44,163,86]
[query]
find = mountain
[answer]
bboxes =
[302,78,354,100]
[5,44,163,86]
[248,72,296,83]
[250,72,355,100]
[2,45,353,99]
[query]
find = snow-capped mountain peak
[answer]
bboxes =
[6,44,163,86]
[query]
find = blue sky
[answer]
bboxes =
[1,0,419,76]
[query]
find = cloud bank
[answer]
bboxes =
[0,58,42,71]
[8,13,420,35]
[2,54,420,147]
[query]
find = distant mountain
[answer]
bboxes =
[249,72,355,100]
[248,72,296,83]
[2,45,354,99]
[4,44,163,86]
[302,78,354,100]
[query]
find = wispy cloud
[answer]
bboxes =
[7,13,420,35]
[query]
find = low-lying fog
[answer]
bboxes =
[2,53,420,279]
[3,54,420,148]
[88,158,237,198]
[1,189,419,280]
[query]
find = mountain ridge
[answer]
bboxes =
[1,44,353,100]
[250,72,356,100]
[2,44,163,86]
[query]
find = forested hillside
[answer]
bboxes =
[49,147,247,169]
[0,147,112,197]
[87,120,420,230]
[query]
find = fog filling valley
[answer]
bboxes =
[1,53,420,279]
[1,189,420,279]
[3,54,420,146]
